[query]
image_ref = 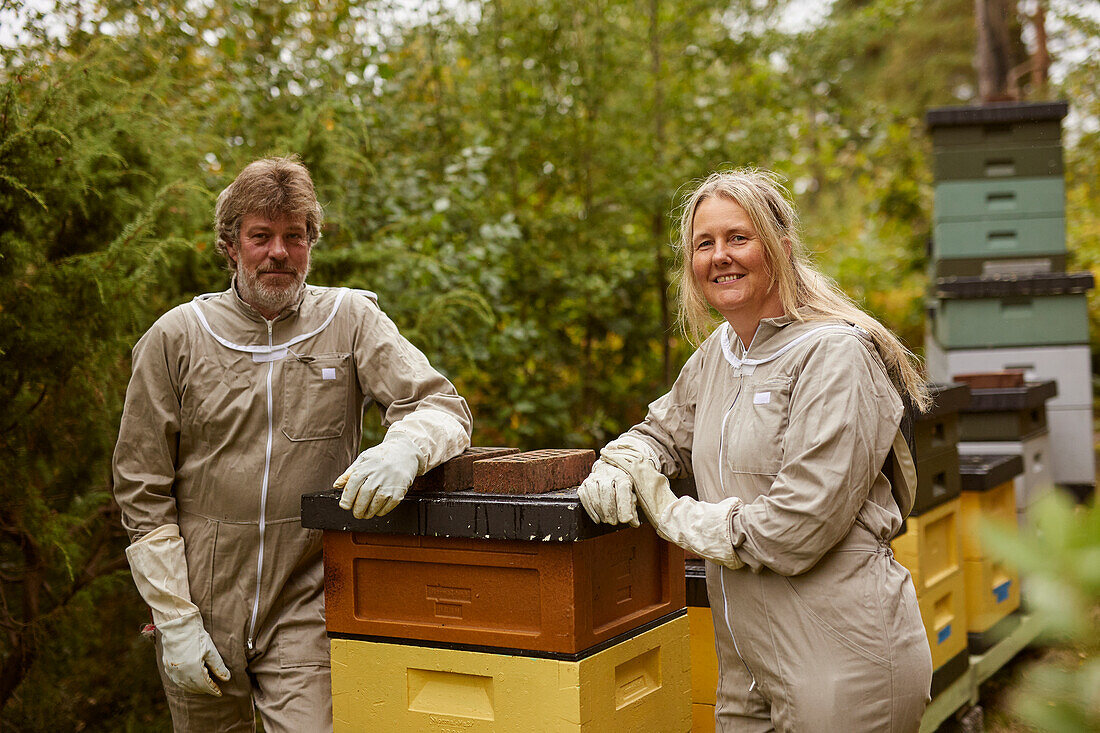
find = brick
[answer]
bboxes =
[410,447,520,492]
[471,448,596,495]
[952,371,1025,390]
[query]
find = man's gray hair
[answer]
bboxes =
[214,156,323,271]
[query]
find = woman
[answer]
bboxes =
[579,169,933,732]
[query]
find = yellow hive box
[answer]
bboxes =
[959,481,1016,562]
[963,558,1020,633]
[892,498,961,596]
[692,703,715,733]
[917,568,968,671]
[330,614,692,732]
[688,607,718,706]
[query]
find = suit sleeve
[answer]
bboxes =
[620,346,705,479]
[354,299,472,472]
[112,319,183,542]
[728,335,902,575]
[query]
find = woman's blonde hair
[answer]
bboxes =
[675,168,930,412]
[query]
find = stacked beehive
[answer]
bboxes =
[957,453,1025,652]
[892,383,971,697]
[924,101,1095,491]
[301,448,692,732]
[955,375,1059,522]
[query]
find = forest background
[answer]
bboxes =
[0,0,1098,729]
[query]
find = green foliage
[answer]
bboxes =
[982,493,1100,732]
[0,38,217,726]
[1059,8,1100,361]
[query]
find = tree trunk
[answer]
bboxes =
[649,0,672,387]
[974,0,1016,102]
[1028,2,1050,97]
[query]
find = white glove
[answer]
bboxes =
[578,459,640,527]
[157,612,232,695]
[601,441,745,570]
[335,431,421,518]
[125,524,231,696]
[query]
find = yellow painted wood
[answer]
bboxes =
[893,498,962,596]
[692,703,716,733]
[687,607,718,706]
[959,481,1016,561]
[330,615,692,732]
[962,559,1020,633]
[918,569,968,671]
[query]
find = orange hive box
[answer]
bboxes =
[322,523,686,656]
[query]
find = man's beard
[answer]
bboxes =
[235,262,309,317]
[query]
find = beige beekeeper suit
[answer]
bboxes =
[625,312,931,733]
[113,284,471,731]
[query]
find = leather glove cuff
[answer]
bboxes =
[125,524,199,625]
[386,408,470,474]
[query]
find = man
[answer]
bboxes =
[112,156,471,731]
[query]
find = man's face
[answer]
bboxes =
[231,212,311,319]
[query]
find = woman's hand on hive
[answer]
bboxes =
[578,459,640,527]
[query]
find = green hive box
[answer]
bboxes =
[930,272,1092,349]
[932,216,1065,260]
[933,178,1064,221]
[930,294,1088,348]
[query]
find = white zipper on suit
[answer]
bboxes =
[717,376,757,691]
[715,321,865,694]
[247,320,275,652]
[188,288,349,653]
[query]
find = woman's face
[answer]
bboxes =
[690,195,783,341]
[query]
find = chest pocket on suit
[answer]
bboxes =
[726,375,793,475]
[281,353,350,441]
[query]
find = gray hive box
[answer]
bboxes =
[958,380,1058,442]
[926,102,1068,144]
[926,102,1068,181]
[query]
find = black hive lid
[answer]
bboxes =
[926,101,1069,127]
[963,380,1058,412]
[959,453,1025,492]
[935,272,1094,300]
[301,487,623,542]
[918,383,972,420]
